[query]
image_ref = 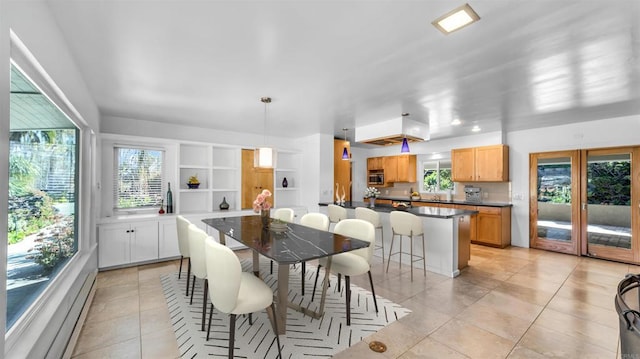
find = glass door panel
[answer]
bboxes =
[582,148,637,263]
[530,151,580,254]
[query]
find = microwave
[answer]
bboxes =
[368,171,384,185]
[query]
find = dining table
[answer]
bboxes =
[202,215,370,334]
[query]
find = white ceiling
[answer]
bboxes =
[46,0,640,146]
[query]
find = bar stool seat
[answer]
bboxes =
[355,207,385,264]
[387,211,426,280]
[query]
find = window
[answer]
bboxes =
[7,65,79,329]
[423,160,453,192]
[114,147,164,210]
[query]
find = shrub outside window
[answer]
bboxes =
[423,160,453,192]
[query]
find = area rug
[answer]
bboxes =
[161,259,411,358]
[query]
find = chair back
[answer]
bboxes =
[355,207,381,227]
[205,238,241,314]
[334,219,375,262]
[188,224,209,279]
[176,215,191,257]
[390,211,424,236]
[300,212,330,231]
[273,208,295,222]
[327,204,348,223]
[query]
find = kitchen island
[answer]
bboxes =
[319,202,477,277]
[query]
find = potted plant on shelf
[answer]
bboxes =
[187,174,200,189]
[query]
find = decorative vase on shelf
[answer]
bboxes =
[219,197,229,210]
[260,209,271,228]
[166,182,173,213]
[282,177,288,188]
[369,197,376,208]
[158,199,165,214]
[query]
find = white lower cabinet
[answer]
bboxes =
[159,219,180,258]
[98,221,159,268]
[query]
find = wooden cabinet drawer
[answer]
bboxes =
[477,206,501,215]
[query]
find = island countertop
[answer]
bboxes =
[375,196,513,208]
[318,202,477,219]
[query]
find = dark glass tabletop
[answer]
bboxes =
[202,215,370,264]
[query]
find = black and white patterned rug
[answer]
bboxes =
[161,259,411,358]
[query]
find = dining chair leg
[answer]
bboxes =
[228,314,236,359]
[421,234,427,277]
[386,233,396,273]
[185,260,191,296]
[190,275,196,305]
[345,275,351,326]
[202,279,208,331]
[410,234,414,281]
[249,313,253,325]
[368,271,378,313]
[379,227,385,265]
[269,303,283,359]
[270,260,273,274]
[399,234,403,271]
[311,264,322,302]
[301,262,306,296]
[337,273,342,292]
[178,255,184,279]
[206,303,214,340]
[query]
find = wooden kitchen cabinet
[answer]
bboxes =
[474,206,511,248]
[452,144,508,182]
[383,156,398,183]
[367,157,383,170]
[396,155,417,182]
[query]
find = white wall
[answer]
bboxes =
[506,114,640,247]
[3,1,100,358]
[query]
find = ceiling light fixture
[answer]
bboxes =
[451,118,462,126]
[471,125,481,132]
[341,128,350,160]
[401,113,411,153]
[432,3,480,35]
[255,97,276,168]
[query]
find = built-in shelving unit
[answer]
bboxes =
[274,150,301,207]
[177,143,241,213]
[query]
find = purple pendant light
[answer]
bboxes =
[401,137,410,153]
[341,128,350,160]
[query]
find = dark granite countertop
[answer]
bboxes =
[373,196,512,208]
[318,201,477,219]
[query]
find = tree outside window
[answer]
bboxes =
[423,160,453,192]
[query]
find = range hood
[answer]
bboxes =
[355,116,429,146]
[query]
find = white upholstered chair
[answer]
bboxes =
[355,207,385,264]
[388,211,426,280]
[273,207,295,222]
[298,212,330,295]
[188,224,209,331]
[327,204,347,231]
[204,238,282,358]
[176,215,192,296]
[312,219,378,325]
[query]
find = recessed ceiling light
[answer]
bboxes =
[471,125,481,132]
[432,3,480,35]
[451,118,462,126]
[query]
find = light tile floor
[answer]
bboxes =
[72,245,629,358]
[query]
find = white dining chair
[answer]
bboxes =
[355,207,385,264]
[312,219,378,325]
[327,204,347,226]
[298,212,330,295]
[204,238,282,359]
[388,211,426,281]
[188,223,209,331]
[176,215,192,296]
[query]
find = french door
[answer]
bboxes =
[580,147,640,263]
[530,147,640,264]
[530,151,581,255]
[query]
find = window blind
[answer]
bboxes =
[114,147,164,209]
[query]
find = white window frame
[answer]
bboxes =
[421,159,454,193]
[113,145,165,212]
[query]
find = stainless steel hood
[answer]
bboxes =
[355,116,430,146]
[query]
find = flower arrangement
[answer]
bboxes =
[253,189,272,213]
[364,186,381,198]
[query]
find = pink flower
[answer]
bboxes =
[253,189,272,213]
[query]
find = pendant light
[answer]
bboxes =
[341,128,350,160]
[400,113,410,153]
[255,97,276,168]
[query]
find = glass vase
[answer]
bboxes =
[260,209,271,228]
[369,197,376,208]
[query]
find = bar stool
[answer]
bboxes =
[387,211,426,280]
[355,207,385,264]
[327,204,348,231]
